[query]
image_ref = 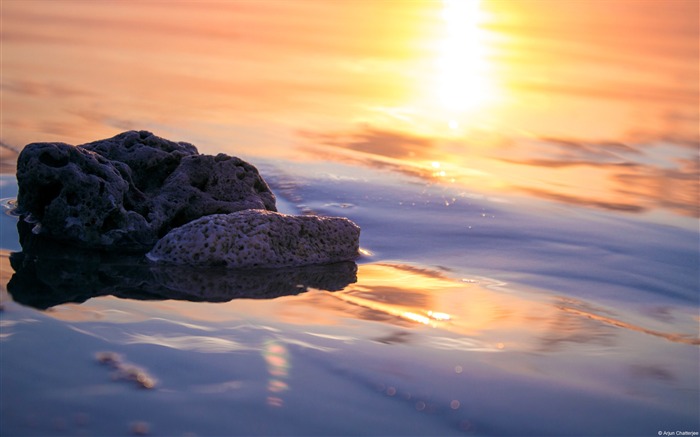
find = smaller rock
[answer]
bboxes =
[147,210,360,268]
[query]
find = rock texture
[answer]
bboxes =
[15,130,361,270]
[16,131,276,251]
[147,210,361,268]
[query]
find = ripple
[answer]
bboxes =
[124,333,252,353]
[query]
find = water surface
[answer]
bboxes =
[1,166,698,435]
[1,1,698,435]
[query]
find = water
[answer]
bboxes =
[1,1,698,435]
[1,164,698,435]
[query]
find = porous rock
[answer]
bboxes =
[147,210,360,268]
[16,141,153,249]
[16,130,276,251]
[149,153,277,232]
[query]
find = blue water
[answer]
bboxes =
[1,162,698,436]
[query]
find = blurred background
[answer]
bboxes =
[2,0,698,222]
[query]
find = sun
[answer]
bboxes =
[435,0,493,112]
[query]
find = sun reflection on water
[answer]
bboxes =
[2,0,697,220]
[263,340,290,407]
[434,0,495,113]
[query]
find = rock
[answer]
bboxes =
[149,153,277,233]
[16,131,276,251]
[147,210,360,268]
[16,141,153,250]
[15,130,362,271]
[8,250,357,310]
[80,130,198,194]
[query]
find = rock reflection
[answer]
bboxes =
[7,249,357,310]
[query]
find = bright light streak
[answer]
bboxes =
[402,311,432,325]
[428,311,451,321]
[435,0,493,111]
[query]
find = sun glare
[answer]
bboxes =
[435,0,493,112]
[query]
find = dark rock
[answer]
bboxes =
[8,250,357,310]
[16,141,153,250]
[81,130,198,194]
[150,153,277,234]
[16,131,276,251]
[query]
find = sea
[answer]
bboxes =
[1,1,698,436]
